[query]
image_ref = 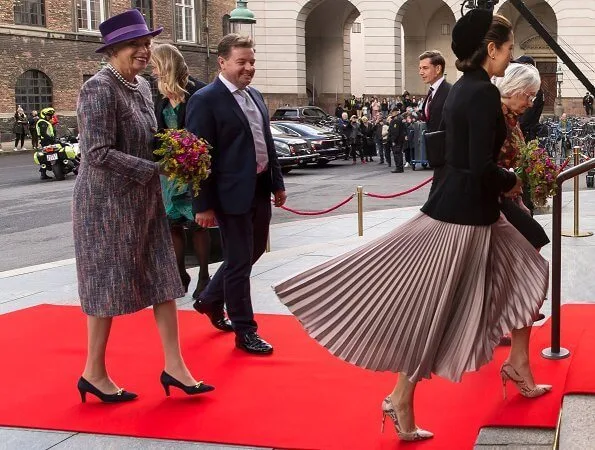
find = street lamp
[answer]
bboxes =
[229,1,256,39]
[555,64,564,117]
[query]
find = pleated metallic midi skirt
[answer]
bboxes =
[273,213,549,383]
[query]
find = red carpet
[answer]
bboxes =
[0,304,594,450]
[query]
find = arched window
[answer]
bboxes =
[132,0,153,28]
[15,70,53,114]
[14,0,46,26]
[222,14,231,36]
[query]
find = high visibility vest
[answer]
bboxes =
[36,119,54,138]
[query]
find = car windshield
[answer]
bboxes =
[280,123,328,134]
[273,110,298,118]
[270,126,283,135]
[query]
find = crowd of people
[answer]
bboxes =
[68,6,557,446]
[2,106,57,153]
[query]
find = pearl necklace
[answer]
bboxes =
[106,64,139,91]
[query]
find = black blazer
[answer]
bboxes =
[420,79,452,132]
[186,77,285,215]
[421,69,517,226]
[155,76,206,131]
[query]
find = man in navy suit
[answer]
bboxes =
[186,34,286,355]
[419,50,452,195]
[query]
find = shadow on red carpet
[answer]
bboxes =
[0,304,594,450]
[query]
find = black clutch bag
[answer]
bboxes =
[424,130,446,168]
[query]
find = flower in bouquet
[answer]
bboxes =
[514,137,568,207]
[153,129,212,196]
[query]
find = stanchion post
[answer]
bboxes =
[357,186,363,236]
[266,234,271,253]
[562,146,593,238]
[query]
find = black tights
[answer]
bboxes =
[171,227,211,284]
[14,134,25,148]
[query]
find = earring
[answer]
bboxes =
[491,56,496,60]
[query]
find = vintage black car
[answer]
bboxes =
[271,106,337,130]
[271,122,345,165]
[271,126,318,173]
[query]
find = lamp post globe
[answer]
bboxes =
[229,0,256,40]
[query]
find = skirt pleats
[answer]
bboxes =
[274,213,549,382]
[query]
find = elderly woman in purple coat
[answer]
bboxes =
[73,10,214,403]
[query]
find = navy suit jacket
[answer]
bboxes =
[185,77,285,215]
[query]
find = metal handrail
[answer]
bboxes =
[543,157,595,359]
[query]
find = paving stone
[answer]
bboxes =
[0,427,73,450]
[50,433,269,449]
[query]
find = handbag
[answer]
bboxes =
[424,130,446,168]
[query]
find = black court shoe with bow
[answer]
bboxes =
[77,377,138,403]
[160,371,215,396]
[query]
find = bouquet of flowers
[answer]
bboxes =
[153,129,212,196]
[514,137,567,207]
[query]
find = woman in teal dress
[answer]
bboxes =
[151,44,211,298]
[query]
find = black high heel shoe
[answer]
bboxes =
[160,371,215,396]
[77,377,138,403]
[180,271,191,293]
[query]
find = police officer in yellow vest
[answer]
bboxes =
[36,107,56,179]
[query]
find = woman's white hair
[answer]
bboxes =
[493,63,541,97]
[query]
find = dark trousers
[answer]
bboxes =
[14,134,25,148]
[586,106,593,116]
[30,130,38,149]
[350,141,364,162]
[392,143,404,171]
[404,145,412,163]
[198,178,272,335]
[384,142,392,166]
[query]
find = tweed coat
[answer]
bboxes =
[73,68,184,317]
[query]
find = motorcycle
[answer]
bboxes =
[33,136,80,181]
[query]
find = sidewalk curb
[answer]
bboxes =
[0,259,76,279]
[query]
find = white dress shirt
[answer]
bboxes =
[425,76,445,116]
[219,73,269,174]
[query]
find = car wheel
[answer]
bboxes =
[411,164,416,171]
[317,160,330,167]
[281,167,292,174]
[422,163,428,169]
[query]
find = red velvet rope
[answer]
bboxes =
[279,194,355,216]
[364,177,434,199]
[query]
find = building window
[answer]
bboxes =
[175,0,196,42]
[14,0,46,27]
[222,14,231,36]
[132,0,153,28]
[352,22,362,34]
[15,70,53,114]
[441,24,451,36]
[77,0,107,32]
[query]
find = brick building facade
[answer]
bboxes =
[0,0,235,140]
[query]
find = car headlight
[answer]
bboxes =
[276,142,290,151]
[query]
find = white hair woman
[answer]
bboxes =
[493,62,550,250]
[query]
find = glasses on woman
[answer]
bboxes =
[522,92,537,104]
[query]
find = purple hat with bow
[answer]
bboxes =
[96,9,163,53]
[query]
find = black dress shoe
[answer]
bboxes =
[77,377,138,403]
[236,332,273,355]
[191,277,210,300]
[192,300,234,332]
[160,371,215,396]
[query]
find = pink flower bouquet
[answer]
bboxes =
[154,129,212,196]
[515,137,568,207]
